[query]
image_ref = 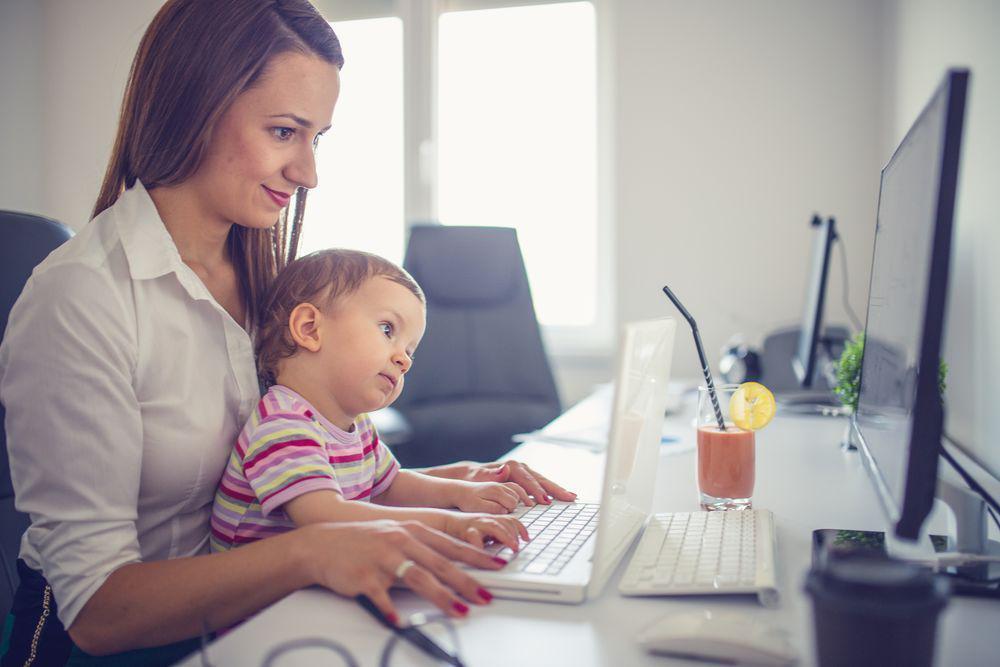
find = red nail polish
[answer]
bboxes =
[477,587,493,602]
[493,557,508,566]
[453,601,470,615]
[386,612,399,626]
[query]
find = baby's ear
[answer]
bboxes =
[288,303,322,352]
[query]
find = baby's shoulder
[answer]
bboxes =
[243,391,323,439]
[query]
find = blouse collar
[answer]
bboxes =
[113,180,186,282]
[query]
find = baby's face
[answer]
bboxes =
[316,276,426,419]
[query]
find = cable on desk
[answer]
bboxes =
[261,638,360,667]
[379,614,463,667]
[941,433,1000,533]
[835,235,863,332]
[195,613,462,666]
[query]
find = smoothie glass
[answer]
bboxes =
[697,384,754,511]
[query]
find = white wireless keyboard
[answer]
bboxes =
[619,509,779,607]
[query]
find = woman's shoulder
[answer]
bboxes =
[28,183,170,296]
[2,213,138,369]
[23,208,130,299]
[15,226,132,322]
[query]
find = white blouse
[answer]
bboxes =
[0,182,260,628]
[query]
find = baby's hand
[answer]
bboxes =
[452,480,532,514]
[445,513,530,552]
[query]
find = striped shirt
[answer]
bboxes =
[210,384,399,551]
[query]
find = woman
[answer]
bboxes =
[0,1,572,664]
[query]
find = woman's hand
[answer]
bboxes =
[299,520,506,625]
[465,461,577,505]
[443,513,529,551]
[451,480,527,513]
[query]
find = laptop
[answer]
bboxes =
[470,317,677,603]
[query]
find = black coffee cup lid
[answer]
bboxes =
[806,556,950,611]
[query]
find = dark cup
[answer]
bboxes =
[804,556,950,667]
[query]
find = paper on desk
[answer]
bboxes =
[513,382,695,454]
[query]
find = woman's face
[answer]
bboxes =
[190,51,341,230]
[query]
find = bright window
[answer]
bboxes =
[309,1,605,345]
[300,17,405,263]
[437,2,598,327]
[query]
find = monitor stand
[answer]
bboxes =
[936,477,1000,592]
[883,478,1000,596]
[760,325,848,402]
[776,342,849,416]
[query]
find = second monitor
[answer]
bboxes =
[793,215,840,390]
[757,215,849,408]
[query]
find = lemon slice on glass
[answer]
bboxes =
[729,382,776,431]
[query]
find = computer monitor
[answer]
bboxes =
[792,215,838,389]
[851,69,967,542]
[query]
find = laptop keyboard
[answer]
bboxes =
[489,502,600,575]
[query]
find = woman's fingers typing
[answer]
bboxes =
[396,526,492,616]
[307,521,499,623]
[401,520,509,570]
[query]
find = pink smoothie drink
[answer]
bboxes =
[697,424,755,499]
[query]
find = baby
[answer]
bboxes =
[211,249,527,558]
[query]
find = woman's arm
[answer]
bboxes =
[68,528,311,654]
[69,520,508,655]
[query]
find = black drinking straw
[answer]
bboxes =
[662,285,727,431]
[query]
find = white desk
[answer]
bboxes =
[179,400,1000,666]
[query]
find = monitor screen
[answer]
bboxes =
[853,70,966,538]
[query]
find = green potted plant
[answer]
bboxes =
[834,332,947,450]
[834,333,866,413]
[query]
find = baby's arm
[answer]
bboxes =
[374,470,527,514]
[284,488,446,530]
[283,489,526,551]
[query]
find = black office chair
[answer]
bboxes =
[390,225,562,467]
[0,210,74,617]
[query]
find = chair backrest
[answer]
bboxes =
[0,210,74,615]
[392,225,561,466]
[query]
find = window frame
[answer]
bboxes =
[313,0,614,355]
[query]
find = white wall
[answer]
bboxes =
[0,0,44,216]
[37,0,162,228]
[601,0,886,397]
[888,0,1000,475]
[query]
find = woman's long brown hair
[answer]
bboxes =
[92,0,343,327]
